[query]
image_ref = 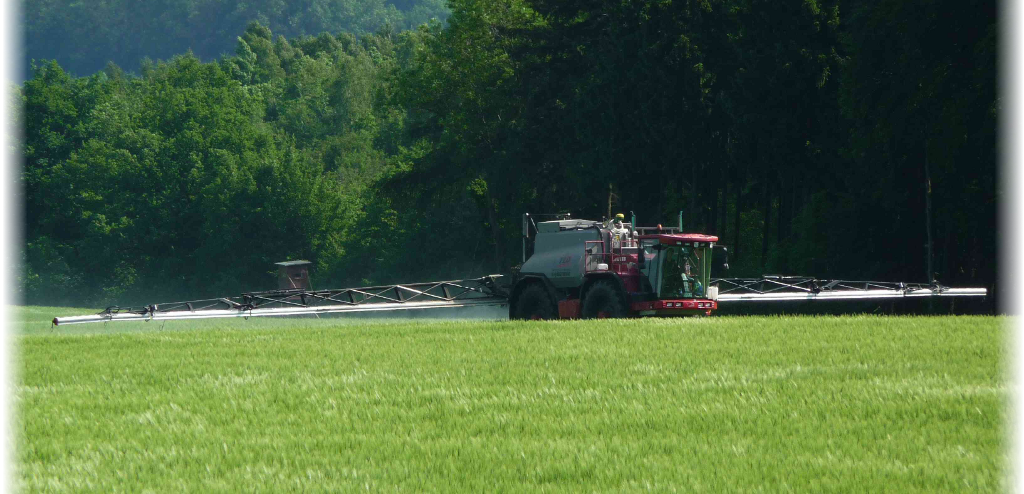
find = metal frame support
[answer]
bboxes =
[54,276,509,326]
[713,276,986,302]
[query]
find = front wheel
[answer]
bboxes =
[511,283,558,320]
[581,280,627,318]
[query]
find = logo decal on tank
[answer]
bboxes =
[556,255,574,267]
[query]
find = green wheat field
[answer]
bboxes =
[14,306,1008,492]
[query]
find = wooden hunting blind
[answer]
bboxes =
[275,260,312,290]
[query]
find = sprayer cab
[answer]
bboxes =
[630,233,719,315]
[512,213,723,319]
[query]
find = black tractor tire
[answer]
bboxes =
[512,283,558,320]
[581,280,627,319]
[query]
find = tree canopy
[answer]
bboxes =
[19,0,997,310]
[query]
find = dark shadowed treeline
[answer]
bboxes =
[18,0,997,309]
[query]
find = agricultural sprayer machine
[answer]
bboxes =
[53,212,987,325]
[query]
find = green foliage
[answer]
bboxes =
[837,0,996,285]
[387,0,846,278]
[21,238,81,301]
[377,0,993,301]
[356,1,545,278]
[21,25,408,305]
[20,0,996,308]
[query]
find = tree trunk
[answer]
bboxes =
[924,147,933,284]
[777,178,785,245]
[720,167,729,236]
[761,173,771,271]
[709,180,719,236]
[733,164,744,261]
[606,182,616,220]
[484,188,504,273]
[689,163,697,231]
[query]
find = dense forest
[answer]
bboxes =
[18,0,997,310]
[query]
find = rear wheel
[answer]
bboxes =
[512,283,558,320]
[582,280,626,318]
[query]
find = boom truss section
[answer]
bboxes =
[714,276,987,303]
[53,276,508,326]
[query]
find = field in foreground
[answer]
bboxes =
[15,307,1008,492]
